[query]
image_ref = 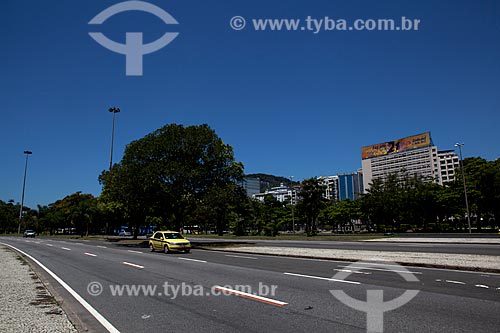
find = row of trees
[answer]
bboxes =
[1,124,499,236]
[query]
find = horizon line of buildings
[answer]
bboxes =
[242,132,460,204]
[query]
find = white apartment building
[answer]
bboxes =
[437,149,460,184]
[253,183,297,204]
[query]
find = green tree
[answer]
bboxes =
[298,178,327,236]
[99,124,245,236]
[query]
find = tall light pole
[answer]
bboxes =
[455,143,471,234]
[290,176,295,233]
[108,107,120,170]
[18,150,33,234]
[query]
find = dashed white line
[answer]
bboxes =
[445,280,466,285]
[284,272,360,285]
[122,262,144,269]
[46,244,54,247]
[225,255,258,260]
[339,266,422,275]
[334,269,371,275]
[178,258,207,263]
[84,253,97,257]
[127,250,143,254]
[61,247,71,251]
[97,245,107,249]
[213,286,287,307]
[475,284,489,289]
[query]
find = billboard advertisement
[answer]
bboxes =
[361,132,432,159]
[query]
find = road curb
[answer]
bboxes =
[199,247,500,274]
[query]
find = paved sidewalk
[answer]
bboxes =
[206,246,500,273]
[0,246,77,333]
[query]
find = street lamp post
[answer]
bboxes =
[290,176,295,233]
[455,143,471,234]
[108,107,121,170]
[18,150,33,234]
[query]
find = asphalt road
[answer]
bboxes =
[187,238,500,256]
[1,236,500,333]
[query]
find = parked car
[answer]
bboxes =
[149,231,191,253]
[118,229,132,236]
[23,230,36,238]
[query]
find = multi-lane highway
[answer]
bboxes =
[1,237,500,332]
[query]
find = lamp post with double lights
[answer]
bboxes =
[455,143,471,234]
[18,150,33,234]
[108,107,120,170]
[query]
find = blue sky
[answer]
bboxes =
[2,0,499,208]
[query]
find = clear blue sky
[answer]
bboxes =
[2,0,499,208]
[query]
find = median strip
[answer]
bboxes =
[284,272,360,285]
[122,262,144,269]
[213,286,287,307]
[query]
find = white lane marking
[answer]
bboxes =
[213,286,287,307]
[84,253,97,257]
[475,284,489,289]
[74,243,84,245]
[496,287,500,290]
[47,244,54,247]
[339,265,423,275]
[127,250,143,254]
[122,262,144,269]
[445,280,466,285]
[0,242,120,333]
[61,247,71,251]
[284,272,360,285]
[35,241,41,244]
[334,269,371,275]
[225,255,258,260]
[97,246,107,249]
[24,240,31,243]
[435,279,442,282]
[397,244,435,247]
[178,258,207,263]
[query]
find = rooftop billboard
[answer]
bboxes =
[361,132,432,160]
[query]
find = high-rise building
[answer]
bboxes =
[319,170,363,201]
[338,171,364,200]
[361,132,441,191]
[437,150,460,184]
[239,177,261,197]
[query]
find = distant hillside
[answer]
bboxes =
[245,173,298,192]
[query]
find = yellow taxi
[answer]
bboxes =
[149,231,191,253]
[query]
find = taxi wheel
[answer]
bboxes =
[164,245,170,254]
[149,243,155,252]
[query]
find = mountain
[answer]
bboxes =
[245,173,298,192]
